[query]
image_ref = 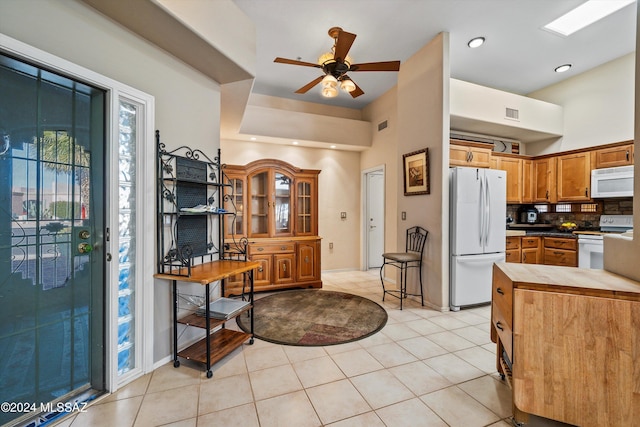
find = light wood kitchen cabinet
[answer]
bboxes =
[222,159,322,294]
[520,159,534,203]
[449,140,492,168]
[492,154,522,203]
[543,236,577,267]
[520,236,542,264]
[492,263,640,427]
[505,237,521,263]
[593,142,634,168]
[556,152,591,201]
[532,157,557,203]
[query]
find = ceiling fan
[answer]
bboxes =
[274,27,400,99]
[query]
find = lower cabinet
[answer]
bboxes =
[543,236,577,267]
[492,263,640,427]
[224,237,321,295]
[505,236,542,264]
[520,237,542,264]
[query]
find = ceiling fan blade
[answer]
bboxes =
[349,80,365,98]
[350,61,401,72]
[274,57,322,68]
[334,30,356,62]
[295,76,324,94]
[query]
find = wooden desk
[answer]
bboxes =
[154,260,260,378]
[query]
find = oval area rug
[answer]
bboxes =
[236,289,388,346]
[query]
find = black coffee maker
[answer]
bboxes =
[518,206,538,224]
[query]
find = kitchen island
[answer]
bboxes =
[491,262,640,427]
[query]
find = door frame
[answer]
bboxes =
[0,34,155,392]
[361,165,385,271]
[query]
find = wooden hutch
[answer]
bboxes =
[222,159,322,295]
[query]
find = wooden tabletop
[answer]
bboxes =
[154,260,261,285]
[494,262,640,300]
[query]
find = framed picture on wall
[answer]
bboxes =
[403,148,429,195]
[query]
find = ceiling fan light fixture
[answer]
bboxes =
[340,78,356,93]
[318,51,335,65]
[321,85,339,97]
[467,37,485,48]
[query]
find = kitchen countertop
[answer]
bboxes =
[505,229,578,238]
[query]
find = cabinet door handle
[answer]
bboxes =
[258,266,263,272]
[627,150,630,161]
[496,288,504,295]
[281,246,287,250]
[545,190,549,199]
[257,247,264,251]
[554,251,564,255]
[496,321,504,331]
[585,187,588,197]
[523,253,527,262]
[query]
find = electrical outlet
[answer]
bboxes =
[340,212,347,219]
[402,212,406,220]
[329,242,333,249]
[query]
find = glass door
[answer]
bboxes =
[249,171,269,237]
[0,54,105,425]
[273,172,292,236]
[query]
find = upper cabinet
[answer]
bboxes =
[593,142,634,168]
[556,152,591,201]
[224,160,320,239]
[450,140,492,168]
[492,154,523,203]
[532,157,557,203]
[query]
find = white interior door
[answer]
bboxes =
[365,169,384,269]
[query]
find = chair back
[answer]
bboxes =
[405,226,428,256]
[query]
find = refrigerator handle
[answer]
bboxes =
[479,173,485,247]
[485,174,491,247]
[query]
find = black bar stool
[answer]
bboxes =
[379,226,428,310]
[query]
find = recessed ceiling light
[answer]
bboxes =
[544,0,635,37]
[292,141,299,145]
[554,64,572,73]
[467,37,485,48]
[330,145,336,149]
[250,137,256,141]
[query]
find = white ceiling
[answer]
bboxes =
[232,0,637,110]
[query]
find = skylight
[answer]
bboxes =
[544,0,635,37]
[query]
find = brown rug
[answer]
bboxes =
[236,289,388,346]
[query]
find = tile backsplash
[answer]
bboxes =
[507,198,633,230]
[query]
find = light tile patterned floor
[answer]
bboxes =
[55,270,572,427]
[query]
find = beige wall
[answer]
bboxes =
[362,87,400,269]
[1,0,224,363]
[527,53,635,155]
[395,32,450,310]
[221,140,361,271]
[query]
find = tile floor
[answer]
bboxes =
[55,270,572,427]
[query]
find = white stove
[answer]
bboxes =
[578,215,634,269]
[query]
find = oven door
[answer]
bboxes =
[578,236,604,269]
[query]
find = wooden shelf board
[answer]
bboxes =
[177,329,251,366]
[177,306,251,329]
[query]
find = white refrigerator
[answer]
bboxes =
[450,167,506,311]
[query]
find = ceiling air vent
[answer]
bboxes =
[505,107,519,121]
[378,120,388,131]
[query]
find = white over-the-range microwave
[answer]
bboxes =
[591,165,634,198]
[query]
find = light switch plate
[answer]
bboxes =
[402,212,406,220]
